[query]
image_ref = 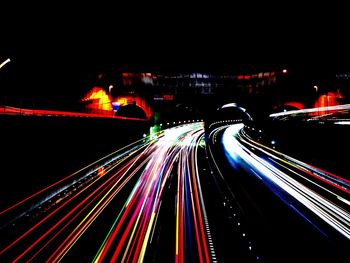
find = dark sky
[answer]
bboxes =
[1,3,350,103]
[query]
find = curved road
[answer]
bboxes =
[0,121,348,262]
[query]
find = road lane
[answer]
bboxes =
[0,122,216,263]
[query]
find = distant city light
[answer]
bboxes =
[282,69,288,74]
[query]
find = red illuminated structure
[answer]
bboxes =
[82,87,113,114]
[82,87,152,119]
[284,101,305,110]
[314,91,343,115]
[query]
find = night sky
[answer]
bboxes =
[1,4,350,106]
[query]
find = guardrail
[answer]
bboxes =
[0,104,148,121]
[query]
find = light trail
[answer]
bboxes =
[222,124,350,240]
[238,129,350,195]
[0,58,11,69]
[94,123,211,262]
[0,123,214,262]
[269,104,350,118]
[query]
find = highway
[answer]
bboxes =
[0,121,349,262]
[0,122,217,262]
[207,122,349,262]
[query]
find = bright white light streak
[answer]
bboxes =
[223,124,350,240]
[334,121,350,125]
[238,129,350,191]
[0,58,11,69]
[270,104,350,118]
[338,196,350,206]
[221,103,237,109]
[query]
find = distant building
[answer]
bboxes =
[120,71,279,96]
[81,70,284,120]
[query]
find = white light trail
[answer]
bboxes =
[222,124,350,240]
[0,58,11,69]
[269,104,350,118]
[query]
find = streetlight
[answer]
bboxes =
[108,85,114,116]
[0,58,11,111]
[108,85,113,95]
[314,85,318,92]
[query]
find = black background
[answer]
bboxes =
[1,3,350,101]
